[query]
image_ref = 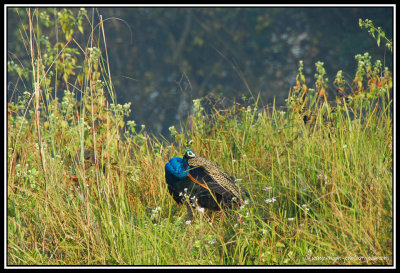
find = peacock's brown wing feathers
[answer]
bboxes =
[187,156,241,200]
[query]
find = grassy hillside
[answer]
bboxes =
[7,9,393,265]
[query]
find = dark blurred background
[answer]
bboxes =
[7,6,393,137]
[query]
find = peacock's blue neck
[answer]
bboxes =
[165,157,190,183]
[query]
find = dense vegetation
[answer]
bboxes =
[7,8,392,265]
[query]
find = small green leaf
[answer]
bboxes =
[276,242,285,248]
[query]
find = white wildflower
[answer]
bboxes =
[317,174,328,181]
[262,186,272,191]
[196,207,205,213]
[262,229,268,235]
[265,198,277,204]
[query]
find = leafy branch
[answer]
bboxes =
[359,18,392,52]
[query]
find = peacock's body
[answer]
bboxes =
[165,150,249,220]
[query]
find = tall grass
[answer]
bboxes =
[7,8,392,265]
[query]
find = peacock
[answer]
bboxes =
[165,150,249,220]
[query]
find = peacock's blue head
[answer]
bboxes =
[183,149,196,160]
[165,156,190,183]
